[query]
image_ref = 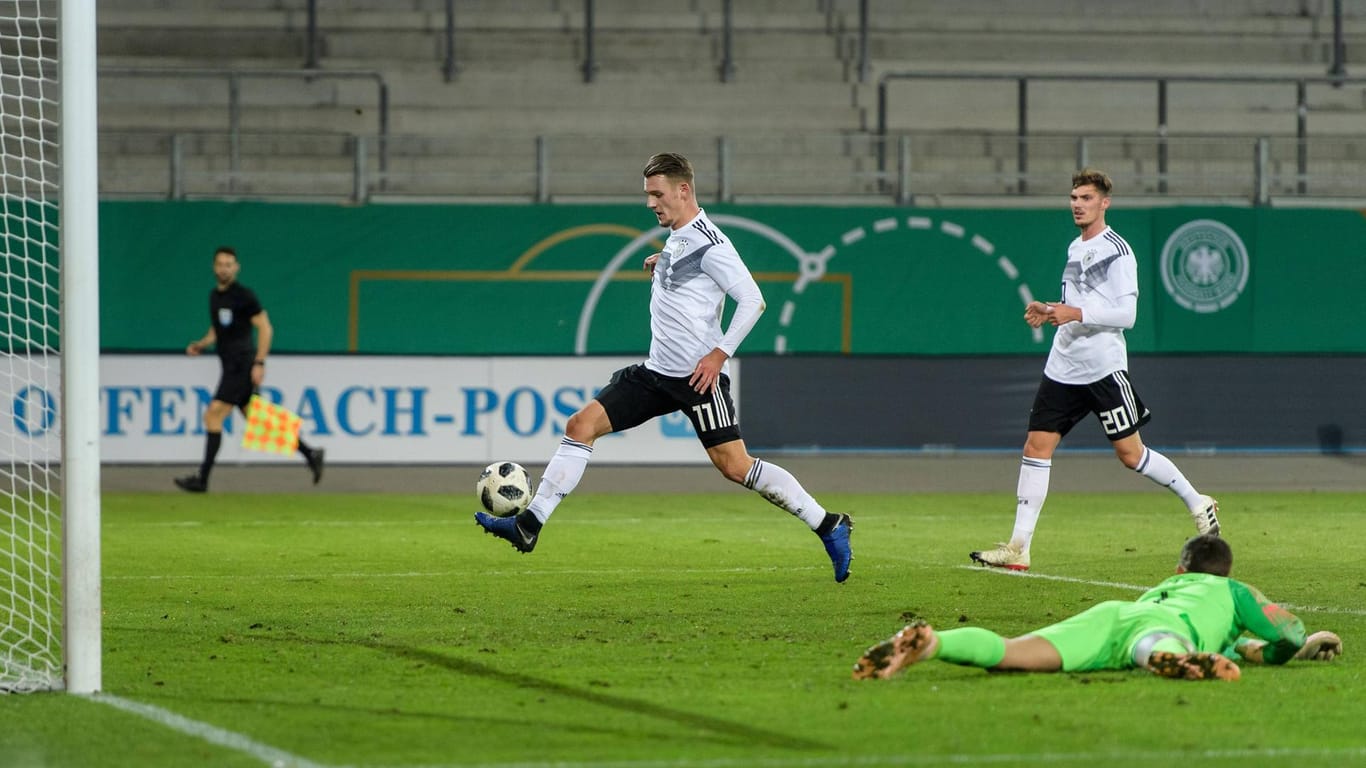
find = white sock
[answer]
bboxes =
[1011,457,1051,553]
[526,437,593,525]
[1135,447,1203,509]
[744,458,827,530]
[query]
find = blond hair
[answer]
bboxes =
[642,153,694,183]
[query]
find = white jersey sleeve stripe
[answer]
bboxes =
[1103,229,1132,256]
[692,219,722,245]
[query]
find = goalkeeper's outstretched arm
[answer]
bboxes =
[1235,630,1343,665]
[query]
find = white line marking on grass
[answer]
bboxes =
[129,519,458,528]
[105,564,839,582]
[123,515,970,531]
[1268,602,1366,617]
[957,565,1366,616]
[87,693,329,768]
[388,745,1366,767]
[955,564,1147,591]
[105,555,1366,616]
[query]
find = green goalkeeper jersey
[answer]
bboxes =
[1136,572,1306,664]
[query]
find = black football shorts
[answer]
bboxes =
[594,363,742,449]
[1027,371,1151,441]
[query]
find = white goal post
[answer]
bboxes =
[0,0,101,694]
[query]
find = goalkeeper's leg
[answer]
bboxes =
[1146,651,1241,681]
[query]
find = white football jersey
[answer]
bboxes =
[1043,226,1139,384]
[646,209,761,378]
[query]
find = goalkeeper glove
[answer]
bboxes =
[1294,630,1343,662]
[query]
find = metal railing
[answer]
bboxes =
[100,67,391,186]
[294,0,742,84]
[877,72,1366,196]
[96,130,1366,207]
[1329,0,1349,78]
[221,0,1349,88]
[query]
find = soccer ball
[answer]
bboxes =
[476,461,532,517]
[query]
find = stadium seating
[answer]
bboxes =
[94,0,1365,202]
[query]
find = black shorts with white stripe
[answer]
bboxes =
[595,363,742,449]
[1026,371,1151,441]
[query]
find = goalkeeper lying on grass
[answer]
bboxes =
[854,534,1342,682]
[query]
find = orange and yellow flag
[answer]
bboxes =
[240,395,301,455]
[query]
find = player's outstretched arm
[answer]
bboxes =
[1230,580,1306,665]
[1235,631,1342,664]
[1295,630,1343,661]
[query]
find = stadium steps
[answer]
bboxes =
[92,0,1365,200]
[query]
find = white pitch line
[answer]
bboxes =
[79,694,1366,768]
[119,520,457,529]
[104,564,837,582]
[103,559,1366,619]
[88,693,329,768]
[117,514,970,531]
[1269,602,1366,617]
[955,564,1148,591]
[957,565,1366,616]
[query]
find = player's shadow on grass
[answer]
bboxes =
[101,624,830,751]
[368,641,832,752]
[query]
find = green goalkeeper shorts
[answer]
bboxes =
[1030,600,1194,672]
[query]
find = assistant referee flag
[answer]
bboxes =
[240,395,301,454]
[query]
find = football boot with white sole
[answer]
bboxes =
[1191,495,1221,536]
[969,542,1030,571]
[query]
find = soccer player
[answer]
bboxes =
[971,168,1219,571]
[174,246,325,492]
[854,534,1343,681]
[475,153,854,582]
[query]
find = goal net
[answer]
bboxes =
[0,0,101,694]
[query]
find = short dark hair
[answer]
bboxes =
[643,153,694,183]
[1178,534,1232,577]
[214,246,237,259]
[1071,167,1113,197]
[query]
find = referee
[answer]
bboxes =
[174,246,324,492]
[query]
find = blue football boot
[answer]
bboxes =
[474,511,539,553]
[818,513,853,583]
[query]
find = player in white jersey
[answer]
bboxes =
[971,168,1220,572]
[476,153,853,582]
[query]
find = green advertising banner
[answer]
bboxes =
[1149,208,1258,352]
[97,201,1366,355]
[1253,209,1366,352]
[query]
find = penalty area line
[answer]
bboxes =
[955,564,1147,591]
[956,565,1366,617]
[87,693,330,768]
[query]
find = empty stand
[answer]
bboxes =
[93,0,1365,203]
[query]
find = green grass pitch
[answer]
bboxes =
[3,489,1364,767]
